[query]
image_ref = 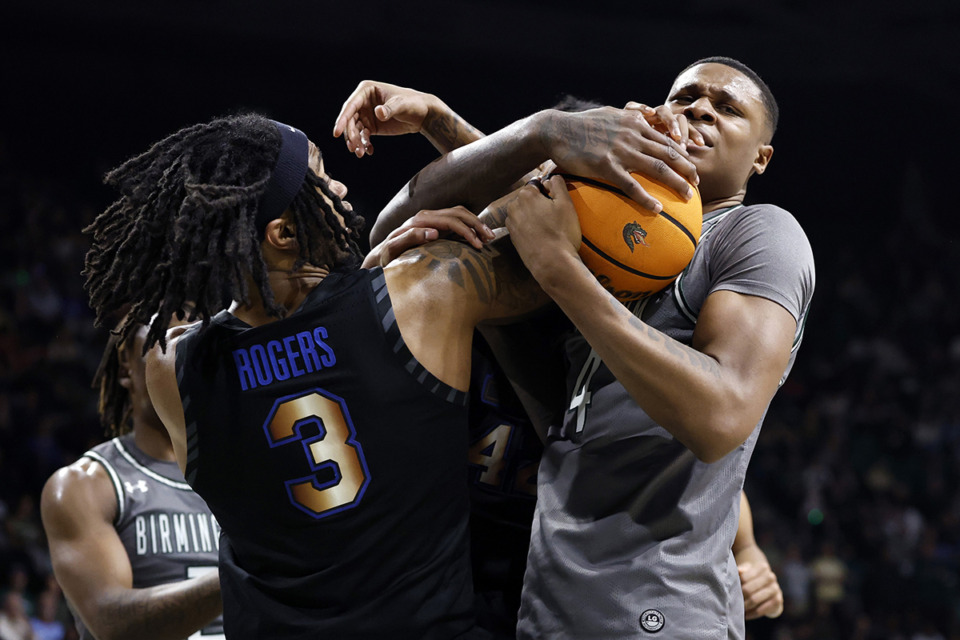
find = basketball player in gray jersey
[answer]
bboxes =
[502,58,815,639]
[41,321,224,640]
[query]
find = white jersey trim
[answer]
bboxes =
[673,205,743,324]
[112,438,193,490]
[83,449,126,525]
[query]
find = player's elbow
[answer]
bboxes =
[690,440,739,464]
[686,410,756,464]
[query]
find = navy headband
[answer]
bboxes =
[256,120,310,237]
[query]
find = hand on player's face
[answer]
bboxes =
[543,107,699,214]
[623,102,706,150]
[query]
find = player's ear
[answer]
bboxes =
[116,344,133,390]
[753,143,773,176]
[263,214,298,251]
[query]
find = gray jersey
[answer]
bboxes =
[77,434,224,640]
[518,204,815,639]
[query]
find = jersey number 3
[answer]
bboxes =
[263,389,371,519]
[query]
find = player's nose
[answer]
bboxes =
[683,97,716,123]
[329,179,348,200]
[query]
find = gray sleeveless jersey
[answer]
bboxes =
[77,434,224,640]
[518,204,815,639]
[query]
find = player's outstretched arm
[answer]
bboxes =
[41,463,222,640]
[733,492,784,620]
[333,80,483,158]
[372,107,698,247]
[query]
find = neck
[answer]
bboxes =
[231,263,330,327]
[132,419,177,462]
[700,183,747,214]
[701,195,744,214]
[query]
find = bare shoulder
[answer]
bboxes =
[384,234,546,323]
[145,321,197,379]
[41,457,117,532]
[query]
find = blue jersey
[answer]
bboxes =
[468,337,541,637]
[176,268,485,640]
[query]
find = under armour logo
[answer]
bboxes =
[125,480,149,494]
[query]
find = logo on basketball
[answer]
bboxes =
[622,222,650,252]
[565,172,701,301]
[639,609,665,633]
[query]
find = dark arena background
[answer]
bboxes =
[1,1,958,638]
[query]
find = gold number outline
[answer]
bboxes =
[262,388,371,519]
[468,422,539,497]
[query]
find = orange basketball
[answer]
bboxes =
[564,173,702,302]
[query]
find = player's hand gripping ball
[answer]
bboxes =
[564,173,702,302]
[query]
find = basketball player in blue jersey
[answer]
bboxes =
[41,319,224,640]
[82,108,688,638]
[336,78,787,636]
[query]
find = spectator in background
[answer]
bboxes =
[0,591,35,640]
[28,591,64,640]
[780,542,812,618]
[810,541,848,619]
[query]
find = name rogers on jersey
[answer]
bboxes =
[134,511,221,556]
[231,326,337,391]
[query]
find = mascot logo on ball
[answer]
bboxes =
[622,222,650,251]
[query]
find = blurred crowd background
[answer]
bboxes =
[2,1,957,638]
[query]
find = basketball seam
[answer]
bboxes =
[581,237,680,280]
[561,174,698,249]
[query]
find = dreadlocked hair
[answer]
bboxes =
[92,327,131,437]
[83,113,366,353]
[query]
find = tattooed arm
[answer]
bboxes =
[333,80,482,158]
[382,182,558,391]
[372,105,698,246]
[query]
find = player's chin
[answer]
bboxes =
[685,151,711,179]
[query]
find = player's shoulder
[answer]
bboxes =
[716,202,811,248]
[384,238,484,277]
[729,202,803,230]
[41,454,117,527]
[383,238,489,304]
[146,320,200,372]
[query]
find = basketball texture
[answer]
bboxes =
[564,173,702,302]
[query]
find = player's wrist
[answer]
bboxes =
[527,245,583,298]
[528,110,561,162]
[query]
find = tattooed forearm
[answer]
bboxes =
[423,111,483,154]
[615,298,722,380]
[538,110,616,165]
[479,190,521,229]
